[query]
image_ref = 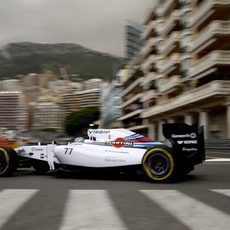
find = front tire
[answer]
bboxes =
[32,160,50,174]
[142,148,176,182]
[0,147,18,177]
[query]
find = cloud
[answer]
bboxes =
[0,0,153,56]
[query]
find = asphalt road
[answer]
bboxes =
[0,159,230,230]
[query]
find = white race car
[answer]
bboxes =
[0,123,205,182]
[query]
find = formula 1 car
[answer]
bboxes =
[0,123,205,182]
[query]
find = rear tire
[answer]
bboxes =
[0,147,18,177]
[142,148,176,182]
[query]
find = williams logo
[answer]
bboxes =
[177,140,198,145]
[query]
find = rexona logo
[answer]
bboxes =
[111,138,133,148]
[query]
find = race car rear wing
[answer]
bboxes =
[163,123,205,165]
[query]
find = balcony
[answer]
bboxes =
[158,54,181,75]
[157,0,176,17]
[143,5,157,25]
[158,75,181,93]
[189,0,230,29]
[142,21,157,40]
[159,10,181,35]
[189,20,230,53]
[142,80,230,118]
[141,55,157,73]
[188,50,230,78]
[128,124,148,131]
[121,77,143,97]
[160,32,181,56]
[141,38,157,58]
[142,72,159,88]
[154,18,165,36]
[121,93,143,108]
[141,90,158,102]
[119,109,143,121]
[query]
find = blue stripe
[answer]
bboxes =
[133,142,164,145]
[125,134,144,140]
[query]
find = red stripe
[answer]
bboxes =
[129,137,154,143]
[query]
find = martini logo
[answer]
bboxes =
[111,137,133,148]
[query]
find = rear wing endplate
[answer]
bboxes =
[163,123,205,164]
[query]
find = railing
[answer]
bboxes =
[141,37,157,58]
[188,51,230,77]
[160,10,180,35]
[189,0,230,27]
[141,90,158,102]
[158,53,180,74]
[157,0,175,17]
[158,75,181,93]
[206,139,230,152]
[121,78,143,97]
[142,21,156,40]
[142,72,158,87]
[160,32,180,55]
[121,93,143,108]
[141,55,157,72]
[189,20,230,51]
[142,80,230,118]
[119,109,143,121]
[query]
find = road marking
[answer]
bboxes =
[206,158,230,162]
[59,190,126,230]
[140,190,230,230]
[0,189,38,229]
[212,189,230,197]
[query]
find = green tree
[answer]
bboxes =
[65,107,100,136]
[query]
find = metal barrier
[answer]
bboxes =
[205,139,230,153]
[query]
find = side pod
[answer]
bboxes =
[162,123,205,166]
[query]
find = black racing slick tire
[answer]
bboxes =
[0,147,18,177]
[142,148,176,182]
[32,160,50,174]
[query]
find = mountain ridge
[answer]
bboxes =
[0,42,123,81]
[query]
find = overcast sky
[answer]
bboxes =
[0,0,154,57]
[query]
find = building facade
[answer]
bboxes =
[119,57,146,134]
[0,92,24,130]
[120,0,230,139]
[100,70,124,128]
[61,79,102,116]
[32,102,63,131]
[125,20,143,61]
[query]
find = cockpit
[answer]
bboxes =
[74,137,85,143]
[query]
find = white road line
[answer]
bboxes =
[212,189,230,197]
[140,190,230,230]
[59,190,127,230]
[205,158,230,162]
[0,189,38,229]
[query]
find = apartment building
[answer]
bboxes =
[101,71,124,128]
[120,0,230,139]
[61,79,102,116]
[125,20,143,61]
[0,92,22,130]
[119,57,147,134]
[33,102,63,131]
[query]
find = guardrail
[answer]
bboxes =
[205,139,230,153]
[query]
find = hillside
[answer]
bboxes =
[0,42,123,80]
